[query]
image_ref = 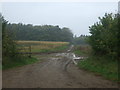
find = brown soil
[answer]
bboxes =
[2,53,118,88]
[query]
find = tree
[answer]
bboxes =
[1,14,18,64]
[89,13,118,59]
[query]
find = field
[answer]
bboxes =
[3,41,70,69]
[16,41,70,53]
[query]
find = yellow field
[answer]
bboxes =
[16,41,69,53]
[17,41,69,45]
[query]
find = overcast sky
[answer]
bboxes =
[1,2,118,36]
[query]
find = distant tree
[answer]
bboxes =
[73,35,89,45]
[7,24,73,42]
[61,27,73,42]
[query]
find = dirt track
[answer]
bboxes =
[2,53,118,88]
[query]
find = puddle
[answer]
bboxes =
[56,52,87,65]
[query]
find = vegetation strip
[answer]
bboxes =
[3,57,39,70]
[77,56,118,82]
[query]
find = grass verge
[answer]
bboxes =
[77,56,118,82]
[3,56,38,70]
[73,45,91,57]
[74,49,88,56]
[74,45,118,82]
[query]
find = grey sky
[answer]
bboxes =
[2,2,118,36]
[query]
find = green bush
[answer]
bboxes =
[1,14,19,65]
[89,13,118,59]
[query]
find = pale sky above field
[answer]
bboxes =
[1,0,118,36]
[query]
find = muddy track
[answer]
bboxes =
[2,52,118,88]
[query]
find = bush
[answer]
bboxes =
[1,14,19,65]
[89,13,118,60]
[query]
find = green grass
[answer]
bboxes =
[30,45,69,53]
[73,45,91,57]
[74,49,88,56]
[51,45,69,52]
[74,45,118,82]
[2,56,39,70]
[78,56,118,82]
[0,64,2,70]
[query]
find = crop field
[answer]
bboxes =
[16,41,69,53]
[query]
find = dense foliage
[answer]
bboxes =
[7,23,73,42]
[89,13,118,59]
[1,14,18,65]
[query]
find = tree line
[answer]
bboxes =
[73,35,89,45]
[7,23,73,42]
